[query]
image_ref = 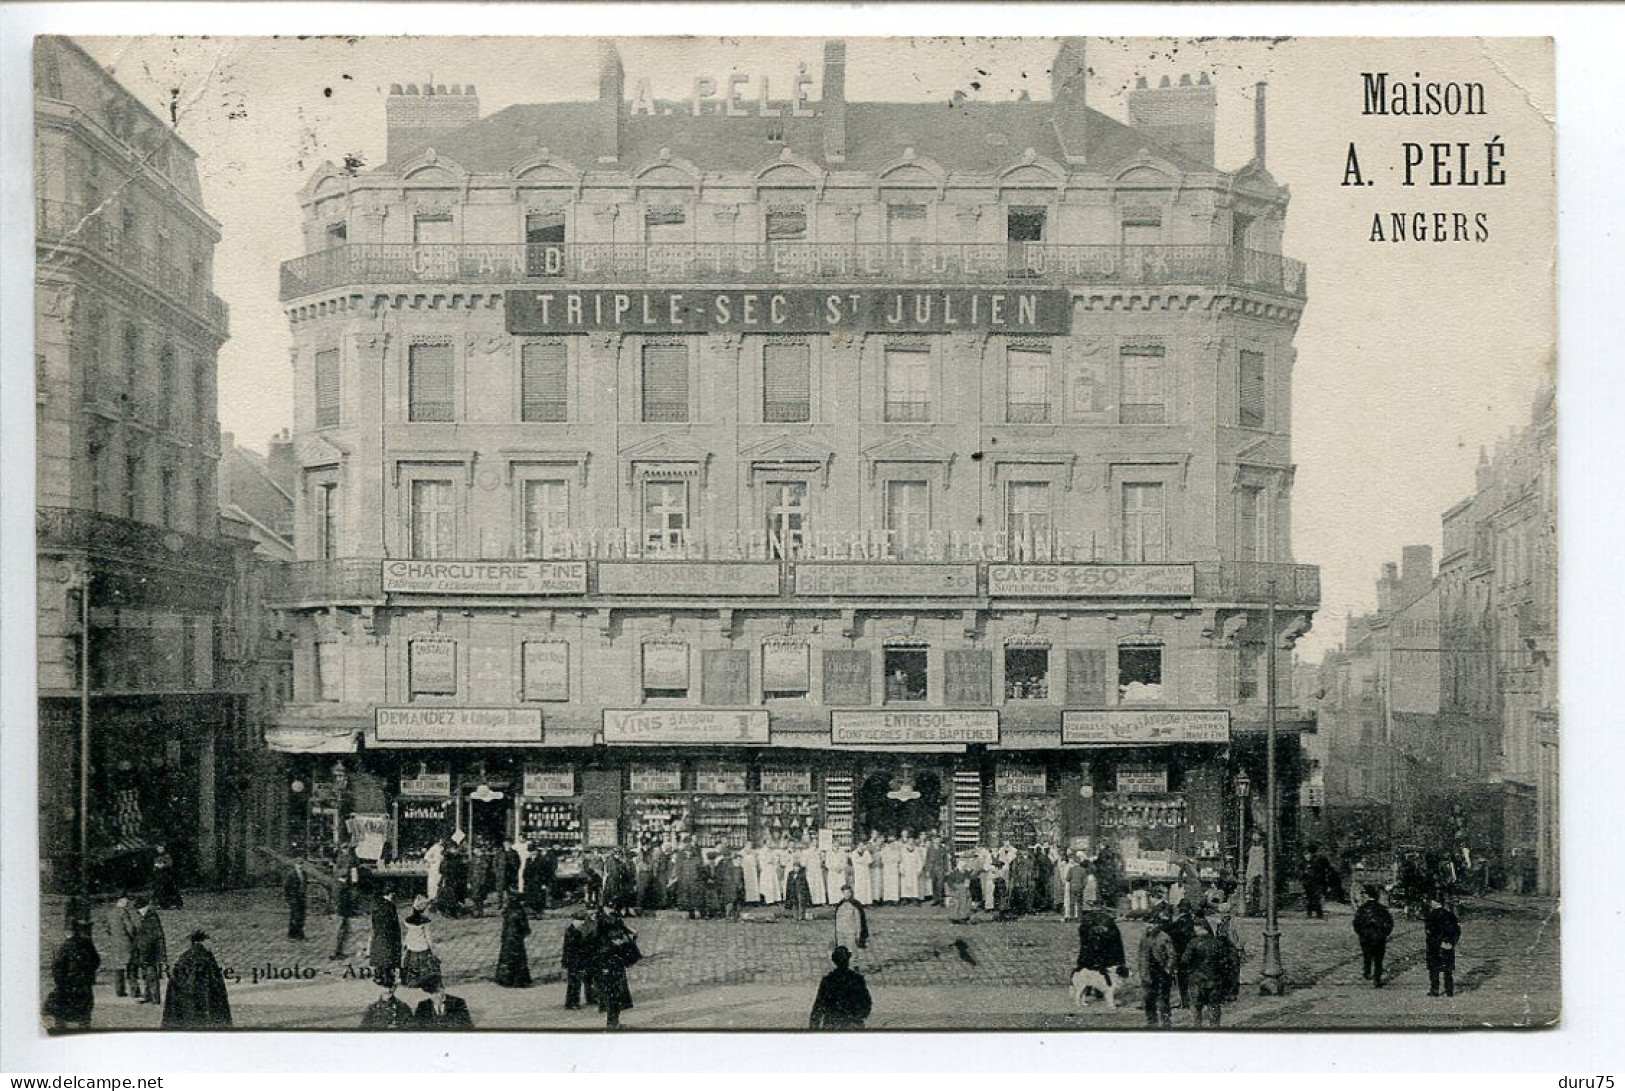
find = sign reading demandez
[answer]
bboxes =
[376,707,544,744]
[831,710,1000,746]
[1061,710,1230,746]
[604,709,771,746]
[988,564,1196,598]
[383,560,587,595]
[506,288,1072,335]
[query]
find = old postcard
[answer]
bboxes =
[27,33,1555,1035]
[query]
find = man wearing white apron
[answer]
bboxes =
[852,843,874,905]
[802,841,828,906]
[899,835,923,903]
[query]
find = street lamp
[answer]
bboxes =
[57,561,92,904]
[1234,770,1252,883]
[1258,580,1288,997]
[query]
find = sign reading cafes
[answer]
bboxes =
[506,288,1071,336]
[383,560,587,595]
[831,710,999,746]
[376,707,544,744]
[988,564,1196,598]
[1061,710,1230,747]
[604,709,771,746]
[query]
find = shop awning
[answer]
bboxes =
[265,723,361,754]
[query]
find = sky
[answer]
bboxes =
[71,35,1555,662]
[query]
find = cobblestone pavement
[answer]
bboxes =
[40,891,1558,1031]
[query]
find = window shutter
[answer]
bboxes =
[641,344,689,421]
[1239,350,1266,427]
[944,649,992,705]
[1066,649,1110,707]
[408,343,454,421]
[702,649,751,705]
[521,342,568,422]
[822,649,872,706]
[315,349,340,427]
[763,344,811,422]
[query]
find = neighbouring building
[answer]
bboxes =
[271,39,1317,882]
[33,38,286,890]
[1438,384,1558,894]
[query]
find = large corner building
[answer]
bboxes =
[272,39,1317,878]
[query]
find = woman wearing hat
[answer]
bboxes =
[399,895,442,990]
[161,930,231,1028]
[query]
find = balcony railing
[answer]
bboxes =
[268,556,1319,609]
[280,241,1308,301]
[37,505,236,574]
[36,200,230,335]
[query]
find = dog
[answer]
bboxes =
[1070,966,1122,1009]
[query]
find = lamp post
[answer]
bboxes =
[55,562,94,903]
[1258,580,1288,996]
[1235,769,1252,883]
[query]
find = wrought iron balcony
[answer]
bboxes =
[37,505,236,575]
[265,559,388,605]
[36,200,230,335]
[279,241,1308,301]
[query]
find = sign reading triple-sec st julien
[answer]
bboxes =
[506,288,1071,335]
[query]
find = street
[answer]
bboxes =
[41,892,1558,1031]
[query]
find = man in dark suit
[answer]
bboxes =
[808,946,873,1030]
[1353,885,1395,988]
[360,984,414,1029]
[284,860,309,940]
[412,976,473,1029]
[368,890,403,987]
[1424,895,1462,997]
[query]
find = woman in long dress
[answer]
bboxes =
[494,896,532,987]
[823,847,847,903]
[851,843,874,905]
[423,838,445,903]
[975,846,997,910]
[945,863,973,923]
[869,840,886,904]
[899,837,923,903]
[399,897,441,990]
[757,844,781,904]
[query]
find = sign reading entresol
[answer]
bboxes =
[988,564,1196,598]
[795,563,978,597]
[604,709,771,745]
[506,288,1071,335]
[383,560,587,595]
[1061,709,1230,746]
[376,707,544,744]
[831,710,1000,746]
[598,561,779,597]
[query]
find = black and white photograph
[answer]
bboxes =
[16,25,1571,1045]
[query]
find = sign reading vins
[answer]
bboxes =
[507,288,1072,335]
[606,709,771,746]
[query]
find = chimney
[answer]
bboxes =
[266,428,298,497]
[1050,37,1089,165]
[1401,545,1434,604]
[385,81,479,163]
[822,40,847,163]
[1127,70,1216,167]
[597,42,625,164]
[1253,81,1267,169]
[1475,446,1494,492]
[1377,562,1399,614]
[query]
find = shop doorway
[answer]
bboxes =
[857,768,942,840]
[466,790,513,850]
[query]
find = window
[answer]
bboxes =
[884,480,930,559]
[160,468,175,528]
[1122,207,1164,246]
[1239,349,1266,428]
[412,211,454,244]
[641,343,689,422]
[521,342,568,422]
[313,481,340,560]
[1238,642,1261,701]
[1236,486,1266,564]
[1119,344,1166,424]
[764,481,808,559]
[1121,482,1166,563]
[325,222,347,245]
[884,647,928,703]
[522,479,570,558]
[158,346,176,428]
[1005,647,1050,700]
[642,479,689,553]
[644,205,688,243]
[314,348,341,428]
[525,211,565,277]
[122,324,140,399]
[409,479,457,559]
[1006,481,1053,559]
[1007,207,1047,244]
[765,204,807,241]
[123,451,142,520]
[886,203,928,245]
[1118,645,1164,702]
[763,343,811,422]
[884,346,930,421]
[408,343,454,421]
[522,640,570,701]
[642,642,690,699]
[315,642,342,702]
[763,642,810,700]
[1005,347,1051,422]
[180,619,198,689]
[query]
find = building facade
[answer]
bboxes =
[272,40,1317,880]
[33,38,279,889]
